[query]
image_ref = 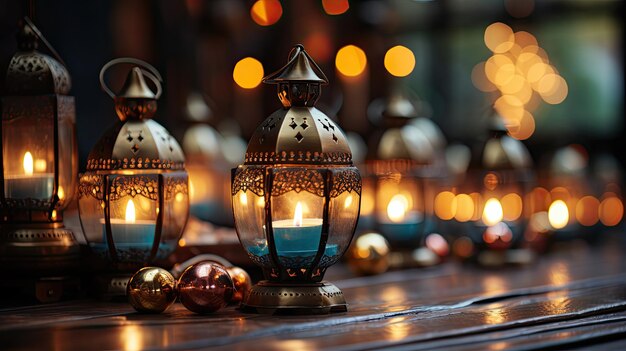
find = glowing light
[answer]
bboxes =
[121,325,143,351]
[482,198,504,226]
[539,74,568,104]
[23,151,33,175]
[494,95,524,121]
[387,194,409,223]
[472,62,497,92]
[483,222,513,244]
[454,194,475,222]
[384,45,415,77]
[434,191,456,220]
[322,0,349,15]
[34,159,47,172]
[507,110,535,140]
[548,200,569,229]
[514,31,538,49]
[344,194,353,209]
[599,197,624,226]
[233,57,264,89]
[485,55,514,85]
[125,199,136,223]
[360,190,375,215]
[175,192,184,203]
[425,233,449,257]
[58,186,65,200]
[575,196,600,226]
[239,192,248,206]
[484,22,515,54]
[335,45,367,77]
[501,193,523,221]
[293,202,303,227]
[250,0,282,26]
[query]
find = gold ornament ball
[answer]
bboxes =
[178,261,234,314]
[127,267,177,313]
[347,232,390,276]
[226,266,252,304]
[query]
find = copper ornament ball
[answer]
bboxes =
[226,266,252,304]
[347,232,391,276]
[127,267,177,313]
[178,261,235,314]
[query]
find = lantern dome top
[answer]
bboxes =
[245,45,352,165]
[479,111,532,171]
[86,58,184,171]
[4,18,71,95]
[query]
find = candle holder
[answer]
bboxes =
[231,45,361,314]
[78,58,189,297]
[0,18,79,301]
[363,90,442,266]
[458,113,534,266]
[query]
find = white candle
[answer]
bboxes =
[3,151,53,199]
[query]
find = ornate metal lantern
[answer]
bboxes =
[362,91,441,265]
[231,45,361,314]
[78,58,189,294]
[0,18,79,299]
[459,113,534,265]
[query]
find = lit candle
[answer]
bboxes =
[3,151,54,199]
[548,200,569,230]
[378,194,422,242]
[272,202,323,254]
[101,199,155,246]
[480,198,513,247]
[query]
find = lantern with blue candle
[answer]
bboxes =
[77,58,189,296]
[231,45,361,314]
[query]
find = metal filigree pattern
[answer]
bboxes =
[2,198,54,209]
[164,175,188,200]
[245,151,352,165]
[86,157,184,171]
[78,174,104,200]
[231,167,265,197]
[272,169,324,197]
[1,95,54,121]
[252,254,338,282]
[108,176,159,201]
[6,52,71,94]
[330,168,362,197]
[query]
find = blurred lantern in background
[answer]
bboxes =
[455,112,534,266]
[181,92,235,227]
[78,58,188,297]
[362,89,444,267]
[528,146,624,245]
[0,18,80,302]
[231,45,361,314]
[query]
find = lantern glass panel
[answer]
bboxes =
[57,99,77,208]
[2,99,54,200]
[375,176,424,244]
[233,187,267,264]
[77,174,104,245]
[160,172,189,257]
[325,189,360,266]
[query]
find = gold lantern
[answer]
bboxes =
[458,114,534,265]
[363,91,440,265]
[78,58,189,296]
[0,18,79,300]
[231,45,361,314]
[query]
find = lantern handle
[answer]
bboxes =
[22,16,67,68]
[99,57,163,99]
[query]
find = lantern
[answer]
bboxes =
[78,58,189,295]
[0,18,79,293]
[232,45,361,314]
[458,114,534,265]
[363,90,441,265]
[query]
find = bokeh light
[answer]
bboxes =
[484,22,515,53]
[435,191,456,220]
[250,0,283,26]
[335,45,367,77]
[322,0,349,15]
[384,45,416,77]
[454,194,475,222]
[233,57,264,89]
[575,196,600,226]
[599,196,624,226]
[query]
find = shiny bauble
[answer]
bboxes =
[177,261,234,314]
[226,266,252,304]
[127,267,177,313]
[346,232,390,276]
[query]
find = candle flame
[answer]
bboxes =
[482,198,503,226]
[293,202,303,227]
[125,199,136,223]
[387,194,409,223]
[548,200,569,229]
[23,151,33,176]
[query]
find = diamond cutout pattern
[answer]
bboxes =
[332,134,338,143]
[295,132,304,142]
[289,119,297,129]
[131,144,139,153]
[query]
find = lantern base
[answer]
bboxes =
[240,280,347,315]
[0,224,80,275]
[91,273,134,300]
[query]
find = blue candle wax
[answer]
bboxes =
[379,211,423,242]
[3,173,54,199]
[271,218,323,254]
[101,219,156,247]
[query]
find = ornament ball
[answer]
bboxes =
[178,261,234,314]
[226,266,252,304]
[127,267,177,313]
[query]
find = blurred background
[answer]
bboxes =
[1,0,623,169]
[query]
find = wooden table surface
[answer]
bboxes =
[2,239,626,351]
